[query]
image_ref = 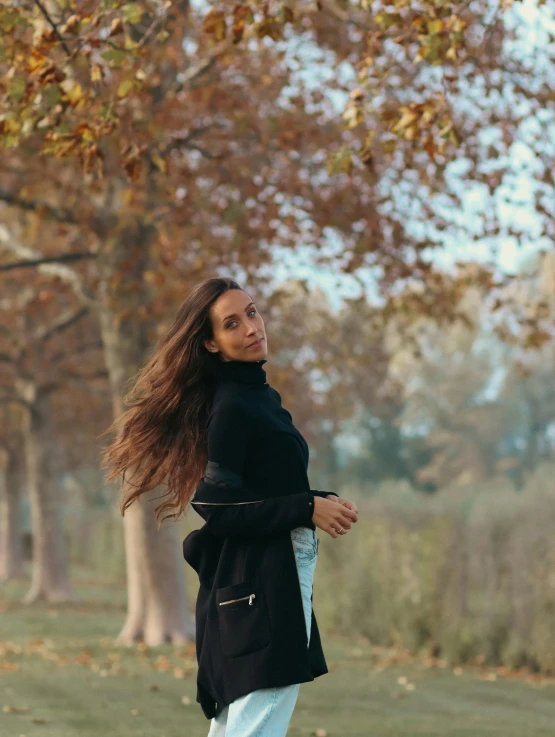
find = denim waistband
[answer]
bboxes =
[290,526,316,544]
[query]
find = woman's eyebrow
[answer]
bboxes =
[221,302,254,323]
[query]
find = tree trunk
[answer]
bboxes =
[118,491,193,645]
[0,446,25,581]
[22,388,76,602]
[97,218,195,645]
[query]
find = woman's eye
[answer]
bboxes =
[226,308,256,329]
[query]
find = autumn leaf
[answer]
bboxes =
[60,14,80,34]
[27,49,48,74]
[202,8,227,41]
[109,17,124,37]
[63,82,85,107]
[391,107,419,134]
[118,79,136,98]
[256,18,283,41]
[122,3,144,24]
[90,64,103,82]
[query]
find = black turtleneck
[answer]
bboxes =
[203,358,336,532]
[210,357,270,386]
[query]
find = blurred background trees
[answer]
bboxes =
[1,0,554,672]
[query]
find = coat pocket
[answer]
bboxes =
[216,579,271,658]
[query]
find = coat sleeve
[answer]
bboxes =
[191,485,316,538]
[190,396,316,538]
[311,490,339,498]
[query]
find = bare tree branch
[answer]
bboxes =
[33,0,71,56]
[175,37,235,93]
[0,225,97,309]
[308,0,371,29]
[32,306,89,344]
[182,143,229,161]
[65,368,110,382]
[48,339,104,365]
[135,15,165,48]
[158,122,226,158]
[0,252,97,272]
[0,189,78,225]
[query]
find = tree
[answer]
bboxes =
[2,0,548,640]
[0,235,105,600]
[0,419,26,581]
[1,0,388,643]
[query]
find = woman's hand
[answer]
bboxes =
[312,496,358,538]
[325,494,359,517]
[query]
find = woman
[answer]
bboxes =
[102,276,358,736]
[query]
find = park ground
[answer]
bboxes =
[1,568,554,737]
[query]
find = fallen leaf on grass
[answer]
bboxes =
[3,704,31,713]
[0,641,22,655]
[0,661,19,672]
[155,656,172,671]
[480,672,497,681]
[75,651,94,665]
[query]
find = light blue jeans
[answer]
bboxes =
[206,526,320,737]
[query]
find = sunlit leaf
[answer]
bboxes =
[202,8,227,40]
[122,3,144,23]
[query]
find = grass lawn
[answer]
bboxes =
[1,569,554,737]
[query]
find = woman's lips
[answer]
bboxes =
[247,337,264,348]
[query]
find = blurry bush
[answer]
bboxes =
[314,463,555,675]
[61,463,555,673]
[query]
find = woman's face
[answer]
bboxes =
[204,289,267,362]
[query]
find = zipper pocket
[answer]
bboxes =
[219,593,256,606]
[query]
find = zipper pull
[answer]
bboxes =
[248,594,255,606]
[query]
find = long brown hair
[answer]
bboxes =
[99,276,242,525]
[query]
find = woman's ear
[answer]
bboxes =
[203,339,219,353]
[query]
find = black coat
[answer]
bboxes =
[182,461,337,720]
